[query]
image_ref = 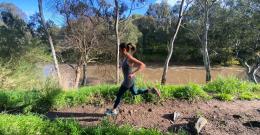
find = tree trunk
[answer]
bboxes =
[161,0,185,85]
[114,0,120,84]
[202,0,211,83]
[74,65,81,88]
[82,63,88,85]
[38,0,62,86]
[245,61,259,83]
[252,65,260,83]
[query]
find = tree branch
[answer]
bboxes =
[180,24,202,43]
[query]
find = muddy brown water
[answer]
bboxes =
[51,64,247,89]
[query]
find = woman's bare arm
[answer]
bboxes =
[125,52,146,77]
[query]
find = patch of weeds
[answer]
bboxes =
[239,92,255,100]
[173,83,210,101]
[204,76,259,101]
[216,93,234,101]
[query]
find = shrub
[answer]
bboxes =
[172,83,210,101]
[204,76,259,100]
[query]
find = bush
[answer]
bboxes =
[216,93,234,101]
[0,42,53,90]
[204,76,259,101]
[172,83,211,100]
[0,88,61,113]
[239,92,255,100]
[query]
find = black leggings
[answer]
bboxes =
[113,84,148,109]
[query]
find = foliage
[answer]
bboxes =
[172,83,211,101]
[204,76,260,100]
[0,10,31,59]
[0,43,52,90]
[0,5,52,90]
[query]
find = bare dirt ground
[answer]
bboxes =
[47,100,260,135]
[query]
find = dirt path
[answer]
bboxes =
[47,100,260,135]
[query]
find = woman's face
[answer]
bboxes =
[120,48,128,53]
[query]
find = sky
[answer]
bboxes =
[0,0,177,25]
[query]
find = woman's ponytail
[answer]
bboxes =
[127,43,136,54]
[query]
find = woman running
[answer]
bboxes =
[105,42,160,115]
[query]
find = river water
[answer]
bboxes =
[43,64,247,89]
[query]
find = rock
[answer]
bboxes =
[128,110,133,115]
[220,120,227,126]
[256,109,260,113]
[233,114,242,119]
[195,117,208,134]
[119,109,125,113]
[173,112,181,122]
[148,108,152,112]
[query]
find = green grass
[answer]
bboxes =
[0,113,83,135]
[0,114,165,135]
[203,76,260,100]
[0,77,259,114]
[84,119,164,135]
[0,77,258,135]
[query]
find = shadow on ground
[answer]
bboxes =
[46,112,105,122]
[243,121,260,128]
[162,113,197,135]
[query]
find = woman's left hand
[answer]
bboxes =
[128,73,135,79]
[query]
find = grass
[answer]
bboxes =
[0,113,83,135]
[203,76,260,100]
[84,119,164,135]
[0,77,258,135]
[0,113,166,135]
[0,77,259,114]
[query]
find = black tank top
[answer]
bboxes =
[122,58,134,88]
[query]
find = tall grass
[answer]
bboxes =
[0,76,259,114]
